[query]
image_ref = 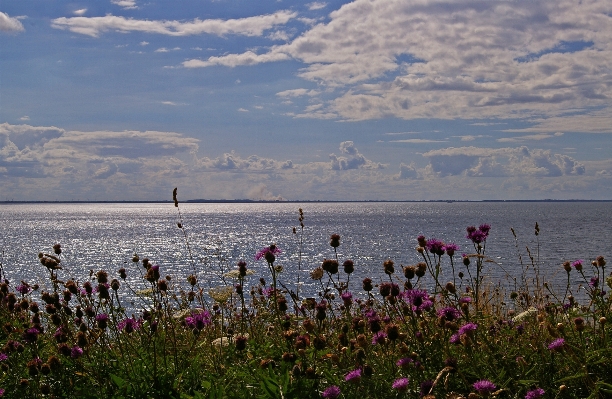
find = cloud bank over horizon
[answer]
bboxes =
[1,122,608,201]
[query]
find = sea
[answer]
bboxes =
[0,201,610,307]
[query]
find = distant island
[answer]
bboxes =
[0,199,610,204]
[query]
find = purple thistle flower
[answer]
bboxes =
[392,377,410,392]
[185,311,212,330]
[479,224,491,235]
[0,354,7,362]
[255,245,281,263]
[16,284,31,295]
[473,380,496,394]
[372,331,387,345]
[467,230,487,244]
[444,243,459,256]
[402,289,433,313]
[547,338,565,351]
[449,333,461,345]
[118,317,142,333]
[458,322,478,336]
[0,388,3,396]
[70,346,83,359]
[459,296,472,304]
[426,238,445,256]
[396,357,413,369]
[341,291,353,306]
[571,259,583,269]
[321,385,341,399]
[95,313,109,322]
[589,276,599,288]
[525,388,545,399]
[437,306,461,321]
[345,368,362,384]
[23,327,41,344]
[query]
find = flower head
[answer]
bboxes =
[426,239,445,256]
[321,385,341,399]
[473,380,496,394]
[396,357,413,369]
[118,317,142,334]
[547,337,565,352]
[571,259,583,271]
[345,368,362,384]
[70,346,83,359]
[255,245,281,263]
[185,311,212,330]
[402,289,433,313]
[467,224,490,244]
[444,243,459,256]
[16,284,31,295]
[525,388,545,399]
[372,331,387,345]
[458,322,478,336]
[392,377,410,392]
[437,307,461,321]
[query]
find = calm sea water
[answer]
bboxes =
[0,202,610,304]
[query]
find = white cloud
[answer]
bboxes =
[183,49,291,68]
[74,9,87,16]
[140,41,149,46]
[497,133,564,142]
[192,0,612,128]
[19,116,30,121]
[329,141,385,170]
[238,108,249,112]
[276,88,319,97]
[307,2,327,11]
[422,146,585,177]
[51,11,297,38]
[389,139,447,144]
[267,30,291,41]
[396,162,418,180]
[111,0,137,9]
[0,12,24,33]
[1,124,611,200]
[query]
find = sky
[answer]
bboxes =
[1,0,611,201]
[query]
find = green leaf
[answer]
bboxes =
[110,374,127,389]
[557,372,587,382]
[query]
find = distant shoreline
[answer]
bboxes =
[1,199,610,204]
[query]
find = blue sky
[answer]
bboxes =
[1,0,611,201]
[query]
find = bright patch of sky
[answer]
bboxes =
[1,0,611,201]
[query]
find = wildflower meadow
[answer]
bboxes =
[0,190,610,398]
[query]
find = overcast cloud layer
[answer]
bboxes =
[1,0,611,201]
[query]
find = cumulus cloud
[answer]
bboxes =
[497,133,564,143]
[51,11,297,38]
[307,2,327,11]
[0,12,24,33]
[422,146,585,177]
[183,49,291,68]
[329,141,385,170]
[111,0,138,9]
[184,0,612,128]
[396,163,418,179]
[1,123,609,201]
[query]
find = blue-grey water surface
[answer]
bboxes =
[0,202,610,305]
